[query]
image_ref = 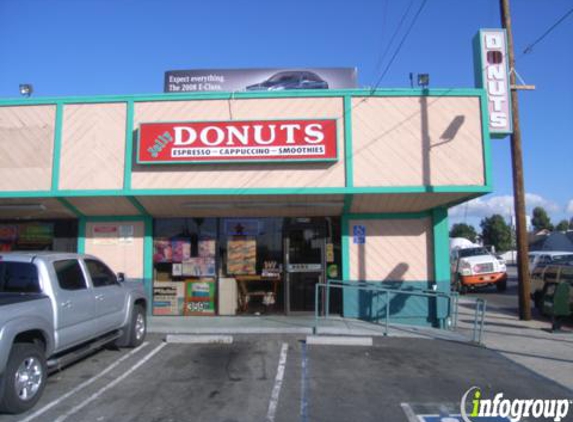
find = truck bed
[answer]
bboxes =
[0,293,48,307]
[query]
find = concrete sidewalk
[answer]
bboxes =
[455,299,573,391]
[148,314,465,342]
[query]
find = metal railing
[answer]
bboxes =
[450,291,487,344]
[314,280,487,344]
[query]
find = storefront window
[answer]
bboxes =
[0,220,78,252]
[153,218,217,316]
[151,216,342,317]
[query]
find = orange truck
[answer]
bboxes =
[450,238,508,294]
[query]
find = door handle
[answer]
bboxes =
[95,294,104,301]
[61,300,72,308]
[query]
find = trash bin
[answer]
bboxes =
[542,282,571,331]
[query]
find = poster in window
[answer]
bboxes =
[171,239,191,262]
[181,257,216,277]
[184,278,216,316]
[153,239,172,263]
[172,263,182,277]
[18,223,54,245]
[198,238,216,258]
[0,225,18,242]
[227,237,256,275]
[153,281,185,316]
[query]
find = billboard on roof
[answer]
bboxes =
[164,68,358,93]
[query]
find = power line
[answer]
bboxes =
[522,6,573,55]
[371,0,415,84]
[370,0,428,93]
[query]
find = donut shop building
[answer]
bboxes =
[0,85,496,327]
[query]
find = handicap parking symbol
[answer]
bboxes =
[353,225,366,244]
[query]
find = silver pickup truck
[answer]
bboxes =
[0,252,147,414]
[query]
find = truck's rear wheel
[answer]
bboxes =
[127,305,146,348]
[496,279,507,292]
[0,343,46,414]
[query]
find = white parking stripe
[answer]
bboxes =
[266,343,289,422]
[53,342,167,422]
[401,403,421,422]
[18,342,150,422]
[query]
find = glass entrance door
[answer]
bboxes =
[284,224,326,313]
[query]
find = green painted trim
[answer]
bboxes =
[341,214,350,280]
[478,90,494,189]
[0,191,52,198]
[127,196,150,216]
[49,190,125,197]
[473,31,485,90]
[432,207,450,287]
[0,88,486,107]
[342,195,353,214]
[123,100,134,190]
[57,197,84,217]
[126,185,492,196]
[432,207,450,328]
[143,216,154,310]
[343,95,354,187]
[125,185,491,196]
[345,211,431,220]
[77,217,86,254]
[50,103,64,193]
[0,185,491,199]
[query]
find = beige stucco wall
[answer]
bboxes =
[348,218,434,281]
[84,221,144,278]
[131,98,345,189]
[351,96,485,187]
[59,103,126,190]
[0,105,56,191]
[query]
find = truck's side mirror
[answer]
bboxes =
[117,272,125,282]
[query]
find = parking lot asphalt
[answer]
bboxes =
[2,333,571,422]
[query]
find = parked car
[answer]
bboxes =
[0,252,147,414]
[527,251,573,274]
[530,261,573,310]
[246,71,329,91]
[450,241,508,293]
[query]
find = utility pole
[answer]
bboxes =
[500,0,531,320]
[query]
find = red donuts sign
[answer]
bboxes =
[137,119,337,164]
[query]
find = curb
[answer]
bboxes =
[306,336,373,346]
[165,334,234,344]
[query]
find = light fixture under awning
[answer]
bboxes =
[181,201,344,210]
[0,204,46,211]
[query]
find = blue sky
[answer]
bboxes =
[0,0,571,229]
